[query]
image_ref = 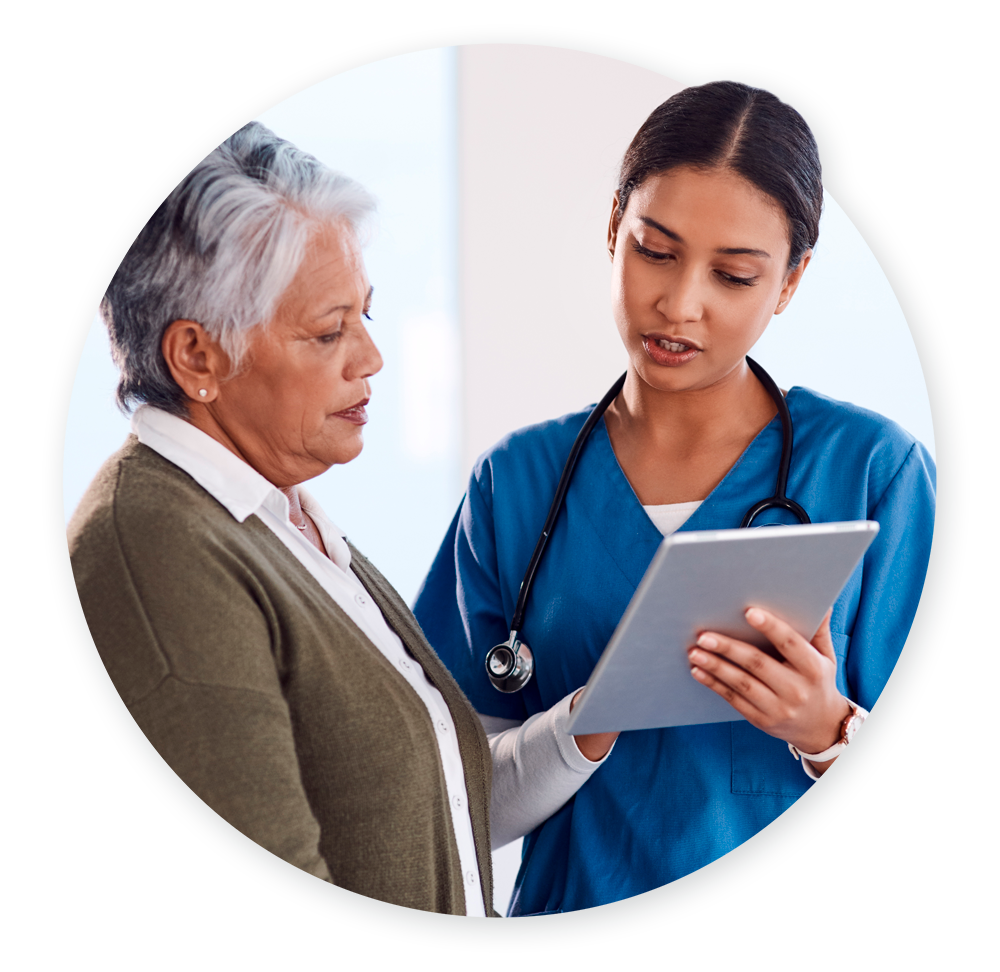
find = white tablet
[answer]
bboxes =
[564,520,879,734]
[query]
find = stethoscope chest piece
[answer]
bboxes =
[485,631,534,693]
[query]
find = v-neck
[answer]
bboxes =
[568,389,800,592]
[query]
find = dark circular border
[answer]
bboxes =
[55,42,945,935]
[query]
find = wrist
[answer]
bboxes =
[568,689,618,761]
[789,697,852,756]
[788,698,869,769]
[573,730,618,762]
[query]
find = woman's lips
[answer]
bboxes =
[642,335,702,367]
[332,398,369,425]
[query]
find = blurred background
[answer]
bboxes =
[61,44,935,914]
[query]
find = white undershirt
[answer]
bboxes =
[131,406,490,914]
[643,500,703,536]
[479,502,937,849]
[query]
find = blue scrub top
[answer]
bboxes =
[413,386,936,915]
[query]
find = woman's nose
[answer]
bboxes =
[349,322,384,380]
[657,267,704,325]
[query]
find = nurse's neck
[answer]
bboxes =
[603,362,780,506]
[616,362,776,439]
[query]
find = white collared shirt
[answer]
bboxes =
[132,406,487,916]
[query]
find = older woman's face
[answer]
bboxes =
[211,222,382,487]
[608,166,807,395]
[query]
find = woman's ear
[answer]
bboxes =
[607,192,623,262]
[161,319,229,404]
[774,249,812,315]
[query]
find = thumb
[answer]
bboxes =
[811,608,836,662]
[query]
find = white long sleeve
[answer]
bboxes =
[481,691,615,849]
[802,709,937,850]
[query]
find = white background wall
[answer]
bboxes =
[62,38,936,915]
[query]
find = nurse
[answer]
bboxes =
[414,80,935,914]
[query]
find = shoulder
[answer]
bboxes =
[68,437,288,702]
[469,408,592,497]
[68,435,246,566]
[789,386,913,439]
[788,386,935,495]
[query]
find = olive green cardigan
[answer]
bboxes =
[68,436,495,915]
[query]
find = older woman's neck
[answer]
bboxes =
[280,486,328,557]
[281,485,304,518]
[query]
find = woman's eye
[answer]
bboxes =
[363,310,373,321]
[318,331,343,344]
[632,242,672,261]
[717,271,758,287]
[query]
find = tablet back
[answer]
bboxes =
[565,520,879,734]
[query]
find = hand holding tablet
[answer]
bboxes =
[565,521,879,743]
[689,605,853,773]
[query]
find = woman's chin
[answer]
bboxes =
[634,355,705,392]
[323,432,366,468]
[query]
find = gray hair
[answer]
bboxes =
[101,121,376,416]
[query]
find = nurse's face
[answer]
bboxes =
[607,166,810,393]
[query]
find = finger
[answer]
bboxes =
[689,664,768,723]
[810,608,837,663]
[687,644,779,712]
[744,607,825,676]
[693,631,799,698]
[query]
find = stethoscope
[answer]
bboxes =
[484,356,811,693]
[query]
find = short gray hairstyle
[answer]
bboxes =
[101,121,376,416]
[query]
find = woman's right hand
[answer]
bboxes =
[688,607,849,774]
[570,689,619,761]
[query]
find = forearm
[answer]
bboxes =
[482,691,615,849]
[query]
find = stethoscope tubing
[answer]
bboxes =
[741,357,810,528]
[508,371,627,634]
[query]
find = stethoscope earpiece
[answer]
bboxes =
[485,633,534,693]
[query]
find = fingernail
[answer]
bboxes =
[745,608,765,625]
[696,634,718,649]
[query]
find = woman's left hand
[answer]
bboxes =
[687,607,850,774]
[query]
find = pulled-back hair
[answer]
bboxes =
[102,121,376,416]
[617,81,823,269]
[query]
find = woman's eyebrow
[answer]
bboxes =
[639,216,683,242]
[317,285,375,319]
[717,246,771,258]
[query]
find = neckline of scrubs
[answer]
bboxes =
[574,387,800,592]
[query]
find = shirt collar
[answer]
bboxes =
[131,405,286,522]
[130,407,347,551]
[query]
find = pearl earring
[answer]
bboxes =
[198,389,208,398]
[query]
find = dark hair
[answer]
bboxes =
[617,81,823,269]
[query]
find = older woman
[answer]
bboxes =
[63,116,492,918]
